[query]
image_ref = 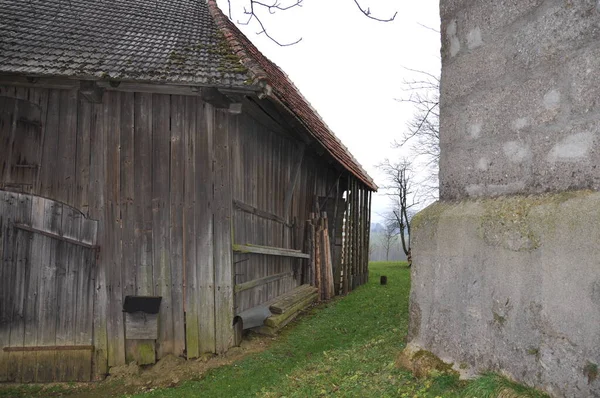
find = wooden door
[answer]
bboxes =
[0,191,98,382]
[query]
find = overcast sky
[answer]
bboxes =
[216,0,441,222]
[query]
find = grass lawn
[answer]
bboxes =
[134,261,467,398]
[0,262,548,398]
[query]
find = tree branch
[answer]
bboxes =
[352,0,397,22]
[229,0,303,46]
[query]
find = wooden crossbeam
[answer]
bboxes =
[232,243,310,259]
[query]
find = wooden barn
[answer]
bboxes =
[0,0,376,382]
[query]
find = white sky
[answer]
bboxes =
[216,0,441,222]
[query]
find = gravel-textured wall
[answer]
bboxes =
[439,0,600,200]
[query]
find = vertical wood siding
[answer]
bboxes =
[0,83,373,382]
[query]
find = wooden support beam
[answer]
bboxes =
[201,87,232,109]
[233,200,292,227]
[234,272,292,293]
[232,243,310,259]
[13,223,99,250]
[79,81,104,103]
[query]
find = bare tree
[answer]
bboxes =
[225,0,397,46]
[394,69,440,201]
[378,159,419,267]
[379,216,398,262]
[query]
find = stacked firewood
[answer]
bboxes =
[306,212,335,300]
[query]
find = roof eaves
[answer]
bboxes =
[206,0,378,191]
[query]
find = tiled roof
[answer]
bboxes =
[0,0,376,190]
[0,0,250,86]
[206,1,377,191]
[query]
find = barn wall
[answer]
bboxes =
[230,111,341,313]
[0,82,373,382]
[0,84,234,378]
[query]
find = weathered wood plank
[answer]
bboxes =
[35,199,61,382]
[232,244,310,259]
[183,96,199,359]
[234,272,292,294]
[134,93,154,297]
[264,292,318,328]
[74,215,97,381]
[89,98,108,379]
[197,103,216,354]
[38,90,60,198]
[169,95,185,357]
[12,224,98,249]
[213,109,234,353]
[233,200,292,227]
[55,206,80,381]
[105,91,125,368]
[120,92,143,366]
[268,284,316,314]
[76,96,92,216]
[152,93,173,358]
[57,89,78,206]
[0,191,9,381]
[18,196,43,382]
[5,194,32,381]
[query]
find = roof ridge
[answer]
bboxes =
[206,0,377,191]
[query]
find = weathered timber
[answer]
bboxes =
[213,109,234,354]
[269,284,317,314]
[233,200,292,227]
[234,272,292,293]
[3,346,94,352]
[233,243,310,259]
[12,224,98,250]
[264,292,318,328]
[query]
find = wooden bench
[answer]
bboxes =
[253,284,318,336]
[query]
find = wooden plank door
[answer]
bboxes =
[0,191,98,382]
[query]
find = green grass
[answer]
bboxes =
[135,261,464,398]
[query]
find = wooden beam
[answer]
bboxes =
[232,243,310,259]
[79,81,104,103]
[234,272,292,293]
[201,87,231,109]
[233,200,292,228]
[3,346,94,352]
[13,223,99,250]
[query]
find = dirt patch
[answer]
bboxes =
[0,333,273,398]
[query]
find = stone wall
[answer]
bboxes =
[439,0,600,200]
[410,1,600,396]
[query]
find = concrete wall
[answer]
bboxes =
[439,0,600,200]
[409,1,600,396]
[410,193,600,397]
